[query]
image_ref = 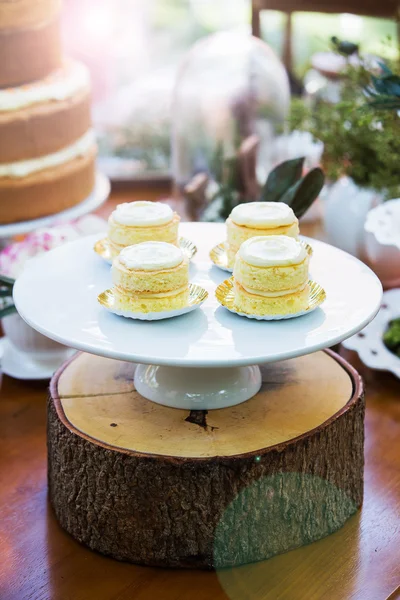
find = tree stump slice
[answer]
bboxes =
[48,350,364,570]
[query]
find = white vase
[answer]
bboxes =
[2,312,71,367]
[323,177,383,257]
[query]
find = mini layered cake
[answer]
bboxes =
[112,241,189,313]
[0,0,62,88]
[108,201,180,259]
[0,60,96,224]
[227,202,299,267]
[233,235,310,316]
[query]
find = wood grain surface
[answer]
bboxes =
[56,351,353,457]
[0,190,399,598]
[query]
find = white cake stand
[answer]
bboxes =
[13,223,383,409]
[0,171,110,244]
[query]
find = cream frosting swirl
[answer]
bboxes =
[112,201,174,227]
[0,60,90,112]
[239,236,307,267]
[119,242,184,271]
[230,202,296,228]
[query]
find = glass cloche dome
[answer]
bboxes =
[171,32,290,220]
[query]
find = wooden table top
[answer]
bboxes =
[1,189,399,600]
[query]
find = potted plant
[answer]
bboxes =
[289,49,400,257]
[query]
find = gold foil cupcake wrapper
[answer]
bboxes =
[215,277,326,320]
[210,241,232,272]
[94,237,197,265]
[98,283,208,321]
[94,238,113,263]
[210,240,313,273]
[179,237,198,261]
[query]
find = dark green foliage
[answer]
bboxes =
[262,159,324,219]
[289,54,400,198]
[366,63,400,110]
[331,36,359,57]
[281,168,325,219]
[383,318,400,358]
[261,157,305,203]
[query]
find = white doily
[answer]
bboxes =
[364,199,400,250]
[343,289,400,378]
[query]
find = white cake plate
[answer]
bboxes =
[13,223,383,410]
[0,171,110,243]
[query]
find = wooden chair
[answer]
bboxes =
[252,0,400,71]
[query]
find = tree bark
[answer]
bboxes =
[48,350,364,569]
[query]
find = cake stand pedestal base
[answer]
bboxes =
[134,363,262,409]
[48,349,364,570]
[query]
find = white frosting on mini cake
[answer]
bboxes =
[0,129,95,178]
[230,202,296,228]
[240,282,307,297]
[0,60,90,112]
[239,236,307,267]
[119,242,184,271]
[112,201,174,227]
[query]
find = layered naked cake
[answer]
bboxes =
[0,60,96,224]
[112,242,189,313]
[227,202,299,267]
[233,235,310,316]
[0,0,62,88]
[108,201,180,260]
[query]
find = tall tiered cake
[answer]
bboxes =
[0,0,96,224]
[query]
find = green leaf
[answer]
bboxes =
[280,168,325,218]
[367,99,400,110]
[378,62,393,76]
[338,41,359,56]
[261,157,305,203]
[331,36,358,56]
[373,75,400,97]
[365,64,400,112]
